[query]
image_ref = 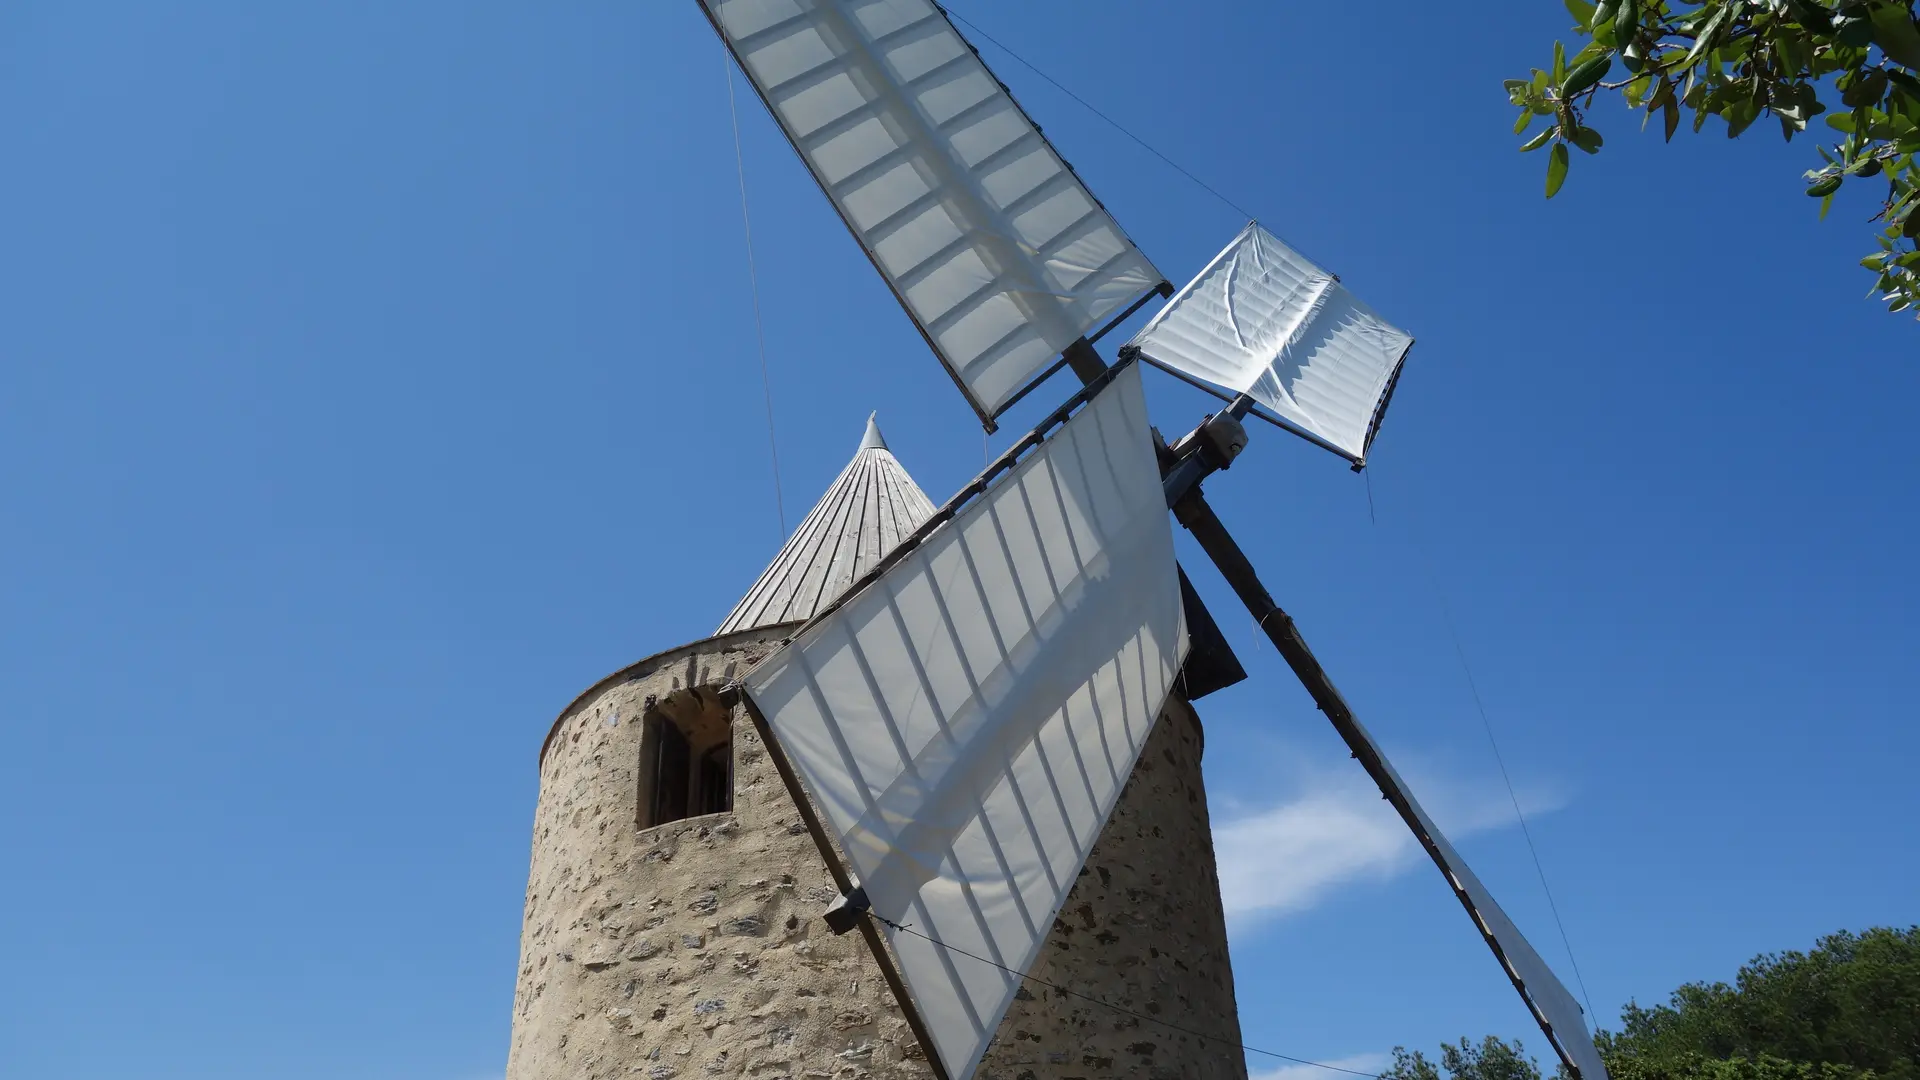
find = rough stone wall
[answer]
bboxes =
[977,694,1245,1080]
[508,630,1246,1080]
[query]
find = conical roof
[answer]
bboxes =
[717,414,939,635]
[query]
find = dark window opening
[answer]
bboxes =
[695,744,731,817]
[639,688,733,828]
[649,720,691,828]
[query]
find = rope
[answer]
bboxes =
[868,912,1383,1077]
[1366,469,1599,1022]
[936,3,1255,223]
[724,48,787,540]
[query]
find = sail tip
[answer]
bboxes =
[859,412,888,452]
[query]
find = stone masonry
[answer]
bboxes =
[507,626,1247,1080]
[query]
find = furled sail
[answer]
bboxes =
[1128,221,1413,464]
[739,363,1186,1080]
[1353,716,1608,1080]
[700,0,1164,427]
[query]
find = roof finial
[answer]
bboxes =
[859,411,888,452]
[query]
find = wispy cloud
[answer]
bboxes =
[1249,1051,1392,1080]
[1212,756,1564,923]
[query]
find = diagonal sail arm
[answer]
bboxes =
[1164,477,1609,1080]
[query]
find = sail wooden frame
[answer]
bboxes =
[696,8,1612,1079]
[1127,222,1414,465]
[736,363,1186,1080]
[699,0,1165,429]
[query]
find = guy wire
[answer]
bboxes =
[724,47,788,540]
[937,3,1255,223]
[869,912,1384,1078]
[1367,467,1598,1022]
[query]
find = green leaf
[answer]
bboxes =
[1564,0,1598,27]
[1836,13,1875,48]
[1515,107,1535,134]
[1563,54,1614,97]
[1774,32,1809,74]
[1807,174,1843,196]
[1828,113,1858,133]
[1842,71,1888,109]
[1520,128,1556,151]
[1570,40,1610,68]
[1648,77,1674,111]
[1727,99,1759,138]
[1504,79,1531,104]
[1891,81,1920,121]
[1547,142,1570,197]
[1785,0,1835,34]
[1554,40,1568,83]
[1683,4,1732,68]
[1821,191,1836,219]
[1613,0,1637,47]
[1868,3,1920,70]
[1664,97,1681,141]
[1571,126,1605,153]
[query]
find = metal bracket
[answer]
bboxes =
[822,885,872,935]
[1162,398,1255,509]
[1171,410,1249,469]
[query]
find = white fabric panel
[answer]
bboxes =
[1360,719,1610,1080]
[1128,222,1413,462]
[742,364,1186,1080]
[702,0,1162,423]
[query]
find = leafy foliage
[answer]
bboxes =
[1383,1037,1547,1080]
[1390,928,1918,1080]
[1506,1,1920,315]
[1602,927,1920,1080]
[1384,1043,1878,1080]
[1604,1053,1879,1080]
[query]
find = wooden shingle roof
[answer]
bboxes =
[717,414,937,635]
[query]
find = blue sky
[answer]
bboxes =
[1,3,1914,1078]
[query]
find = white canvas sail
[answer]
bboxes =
[700,0,1164,426]
[740,363,1186,1080]
[1128,222,1413,463]
[1360,719,1609,1080]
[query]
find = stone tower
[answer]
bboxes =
[507,418,1247,1080]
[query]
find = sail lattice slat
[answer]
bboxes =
[741,364,1186,1080]
[702,0,1163,427]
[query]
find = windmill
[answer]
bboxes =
[696,4,1608,1080]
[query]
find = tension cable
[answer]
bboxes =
[868,911,1384,1078]
[937,3,1256,223]
[724,47,788,540]
[1365,467,1598,1022]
